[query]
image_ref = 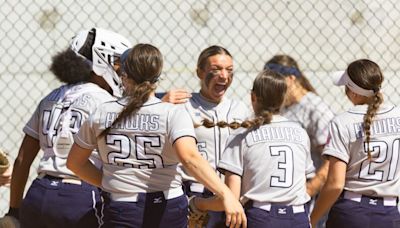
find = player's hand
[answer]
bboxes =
[0,207,20,228]
[222,192,247,228]
[0,165,12,186]
[161,89,191,104]
[0,149,11,187]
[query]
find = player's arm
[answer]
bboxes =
[160,89,192,104]
[194,171,242,212]
[67,143,102,187]
[307,159,329,197]
[9,134,40,212]
[310,156,346,227]
[174,136,247,228]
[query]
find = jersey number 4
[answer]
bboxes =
[359,139,400,181]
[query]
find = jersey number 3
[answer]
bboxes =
[269,145,294,188]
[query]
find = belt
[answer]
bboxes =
[110,187,184,202]
[342,190,397,207]
[252,201,306,214]
[37,173,82,185]
[184,181,214,197]
[190,182,205,193]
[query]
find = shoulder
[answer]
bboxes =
[72,83,115,113]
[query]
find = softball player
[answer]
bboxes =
[180,45,250,227]
[310,59,400,228]
[67,44,246,228]
[5,27,131,228]
[192,69,315,228]
[265,55,334,227]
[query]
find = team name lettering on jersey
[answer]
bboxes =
[105,112,160,131]
[249,126,302,145]
[353,117,400,139]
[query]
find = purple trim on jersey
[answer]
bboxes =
[172,135,197,145]
[348,105,394,115]
[116,97,163,107]
[217,167,242,177]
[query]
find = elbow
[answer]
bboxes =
[325,177,345,193]
[66,156,79,174]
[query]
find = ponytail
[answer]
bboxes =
[197,110,273,129]
[363,91,383,159]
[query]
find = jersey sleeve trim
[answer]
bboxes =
[172,135,197,145]
[217,161,243,176]
[23,125,39,139]
[322,152,349,164]
[73,134,97,150]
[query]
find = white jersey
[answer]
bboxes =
[74,96,196,194]
[181,93,251,181]
[23,82,114,178]
[218,115,314,206]
[323,104,400,197]
[282,92,334,168]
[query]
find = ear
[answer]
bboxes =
[251,91,256,103]
[285,75,296,86]
[196,68,204,80]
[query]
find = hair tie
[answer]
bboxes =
[264,63,301,77]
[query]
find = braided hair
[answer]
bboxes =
[197,69,287,129]
[347,59,384,159]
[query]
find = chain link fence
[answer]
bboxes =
[1,0,400,215]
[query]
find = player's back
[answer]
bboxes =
[324,104,400,197]
[86,96,194,194]
[24,82,113,178]
[220,115,314,206]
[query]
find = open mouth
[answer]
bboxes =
[214,84,226,94]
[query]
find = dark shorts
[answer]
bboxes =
[102,191,188,228]
[244,201,310,228]
[183,181,227,228]
[327,193,400,228]
[20,175,103,228]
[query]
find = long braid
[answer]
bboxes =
[363,92,383,159]
[197,110,273,129]
[196,69,285,130]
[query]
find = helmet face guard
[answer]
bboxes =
[70,28,131,97]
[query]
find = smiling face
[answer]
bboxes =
[197,54,233,103]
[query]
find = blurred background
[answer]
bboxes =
[1,0,400,214]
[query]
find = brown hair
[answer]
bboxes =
[50,48,92,84]
[100,43,163,136]
[265,54,316,93]
[199,69,287,129]
[347,59,384,159]
[197,45,232,70]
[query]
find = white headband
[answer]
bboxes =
[332,71,375,97]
